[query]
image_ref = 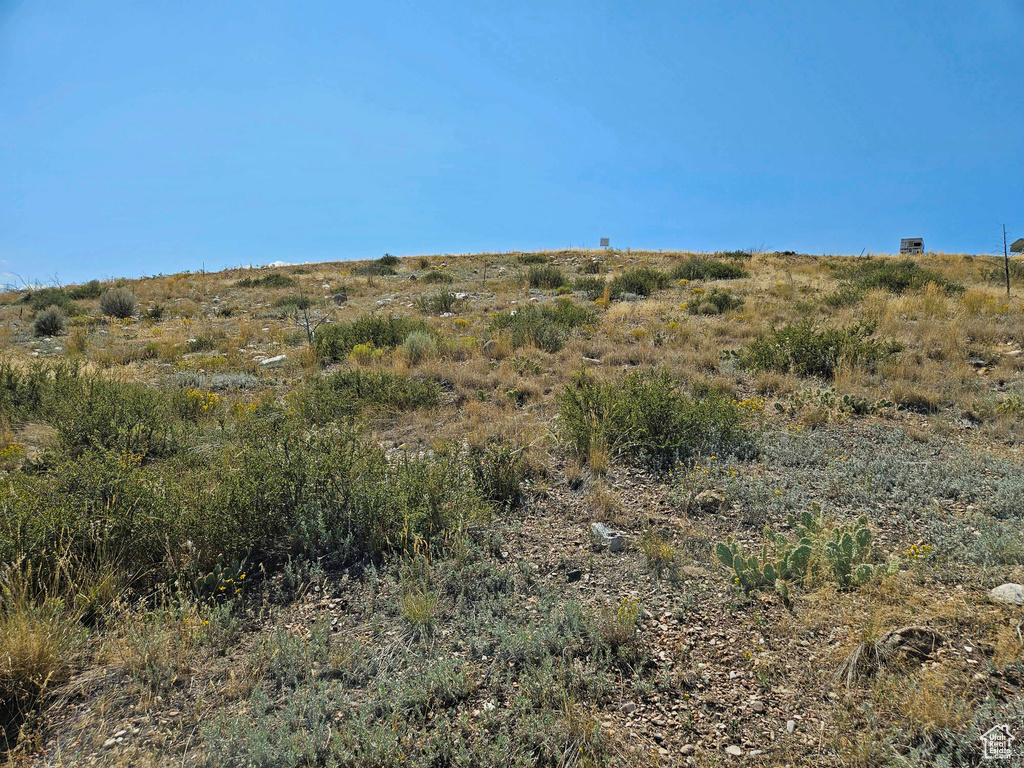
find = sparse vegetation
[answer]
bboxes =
[0,250,1018,765]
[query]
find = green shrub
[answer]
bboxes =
[99,288,138,319]
[297,369,439,422]
[272,294,315,311]
[517,253,549,265]
[687,288,744,315]
[572,276,606,301]
[580,261,602,274]
[379,254,400,267]
[68,280,103,300]
[528,266,565,290]
[415,290,463,315]
[33,306,66,337]
[672,258,747,281]
[314,314,429,363]
[139,304,163,321]
[357,259,398,276]
[609,267,669,299]
[557,368,753,468]
[236,272,295,289]
[489,299,595,353]
[831,259,963,295]
[423,270,453,284]
[468,442,528,512]
[734,321,900,380]
[24,287,74,312]
[401,330,438,364]
[418,257,431,270]
[715,250,752,260]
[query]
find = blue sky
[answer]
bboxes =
[2,1,1022,284]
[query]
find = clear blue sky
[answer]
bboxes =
[2,1,1022,284]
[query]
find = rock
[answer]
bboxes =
[591,522,627,553]
[751,700,765,713]
[102,738,117,749]
[990,583,1024,606]
[331,292,348,305]
[259,354,287,367]
[786,720,795,734]
[681,744,695,756]
[566,569,583,583]
[619,702,636,715]
[725,745,743,756]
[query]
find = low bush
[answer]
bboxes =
[528,266,565,290]
[517,253,549,265]
[572,276,606,301]
[378,254,400,267]
[357,258,398,276]
[672,258,747,281]
[557,368,753,468]
[24,287,75,313]
[236,272,295,289]
[99,288,138,319]
[734,320,900,380]
[687,288,744,315]
[609,267,669,299]
[68,280,103,300]
[423,270,453,284]
[468,442,528,512]
[297,369,439,422]
[415,290,462,315]
[33,306,66,337]
[830,259,963,297]
[314,314,429,363]
[489,299,595,353]
[272,294,314,310]
[580,261,602,274]
[401,330,439,364]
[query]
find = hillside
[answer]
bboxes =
[1,249,1023,767]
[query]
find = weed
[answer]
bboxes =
[672,257,748,281]
[609,267,669,298]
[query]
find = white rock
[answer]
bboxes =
[990,583,1024,606]
[786,719,795,734]
[259,354,287,367]
[591,522,626,553]
[725,745,743,756]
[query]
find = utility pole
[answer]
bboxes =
[1004,225,1011,298]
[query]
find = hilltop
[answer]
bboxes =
[1,249,1022,766]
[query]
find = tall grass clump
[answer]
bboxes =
[734,320,900,380]
[609,267,669,298]
[489,299,595,353]
[672,257,747,281]
[528,266,565,290]
[314,314,429,363]
[99,288,138,319]
[558,368,753,468]
[33,307,66,337]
